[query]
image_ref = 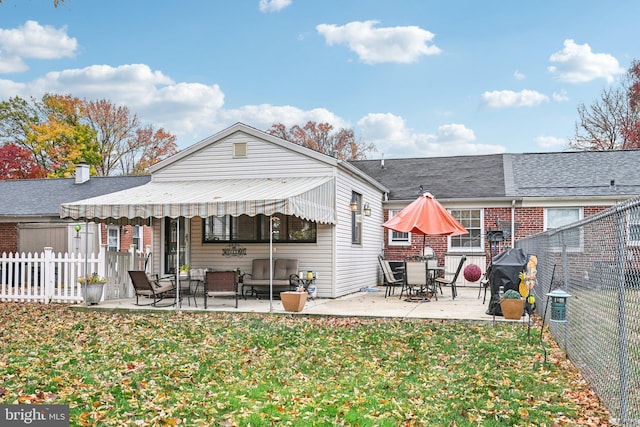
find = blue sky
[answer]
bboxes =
[1,0,638,158]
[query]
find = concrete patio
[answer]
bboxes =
[80,284,521,323]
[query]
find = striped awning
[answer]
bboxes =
[60,176,336,224]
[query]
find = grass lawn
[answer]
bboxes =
[0,303,611,426]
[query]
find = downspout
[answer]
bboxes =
[511,199,516,248]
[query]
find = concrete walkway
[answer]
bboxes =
[84,285,519,323]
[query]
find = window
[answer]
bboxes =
[449,209,482,250]
[627,210,640,246]
[388,209,410,245]
[351,192,362,245]
[107,226,119,252]
[133,225,143,251]
[545,207,583,250]
[202,214,316,243]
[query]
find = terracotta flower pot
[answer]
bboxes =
[500,298,524,320]
[280,291,307,312]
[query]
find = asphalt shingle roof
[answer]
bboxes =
[350,150,640,201]
[350,154,506,200]
[0,175,151,217]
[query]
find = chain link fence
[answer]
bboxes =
[516,196,640,426]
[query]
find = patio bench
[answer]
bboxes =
[242,258,299,298]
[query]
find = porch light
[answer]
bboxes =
[350,198,358,212]
[363,203,371,216]
[546,289,571,322]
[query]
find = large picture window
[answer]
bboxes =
[203,214,316,243]
[449,209,482,250]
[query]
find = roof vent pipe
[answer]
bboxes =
[610,179,616,190]
[75,164,90,184]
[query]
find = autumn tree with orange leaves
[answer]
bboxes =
[0,94,177,179]
[267,121,375,160]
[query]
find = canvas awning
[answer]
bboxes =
[60,176,336,224]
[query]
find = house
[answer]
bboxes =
[60,123,388,298]
[0,167,151,255]
[350,150,640,284]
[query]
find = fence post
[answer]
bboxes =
[98,244,107,279]
[129,244,136,272]
[43,247,54,304]
[615,206,629,423]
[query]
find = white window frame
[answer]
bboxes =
[626,210,640,246]
[107,226,120,252]
[387,209,411,246]
[133,225,143,251]
[448,208,483,252]
[544,207,583,252]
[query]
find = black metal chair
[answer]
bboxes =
[435,255,467,300]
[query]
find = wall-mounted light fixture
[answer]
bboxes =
[350,198,358,212]
[363,203,371,216]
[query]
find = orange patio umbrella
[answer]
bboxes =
[383,192,468,253]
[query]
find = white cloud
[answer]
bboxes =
[548,39,624,83]
[535,136,566,149]
[258,0,292,13]
[219,104,348,133]
[316,20,441,64]
[358,113,504,158]
[514,70,525,80]
[481,89,549,109]
[0,20,77,73]
[552,90,569,102]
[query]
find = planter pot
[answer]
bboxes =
[280,291,307,312]
[81,282,105,305]
[500,298,524,320]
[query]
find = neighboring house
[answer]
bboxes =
[351,150,640,283]
[0,166,151,255]
[60,123,388,298]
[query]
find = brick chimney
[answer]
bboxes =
[75,164,90,184]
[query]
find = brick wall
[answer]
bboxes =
[0,223,18,254]
[383,205,606,266]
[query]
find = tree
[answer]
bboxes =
[0,94,178,178]
[570,60,640,151]
[267,121,375,160]
[0,143,46,179]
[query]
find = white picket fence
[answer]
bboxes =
[0,245,148,304]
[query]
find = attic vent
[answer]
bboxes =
[233,142,247,158]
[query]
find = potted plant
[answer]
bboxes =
[179,264,191,277]
[500,288,525,319]
[78,272,107,305]
[280,286,307,312]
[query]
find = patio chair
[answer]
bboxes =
[378,256,403,298]
[435,255,467,300]
[242,258,299,298]
[401,260,430,301]
[128,270,177,306]
[204,271,239,308]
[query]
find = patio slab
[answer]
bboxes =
[79,285,522,324]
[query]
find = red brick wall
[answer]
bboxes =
[383,205,603,264]
[0,223,18,254]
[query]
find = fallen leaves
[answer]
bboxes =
[0,302,613,425]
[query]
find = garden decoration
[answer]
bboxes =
[463,264,482,282]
